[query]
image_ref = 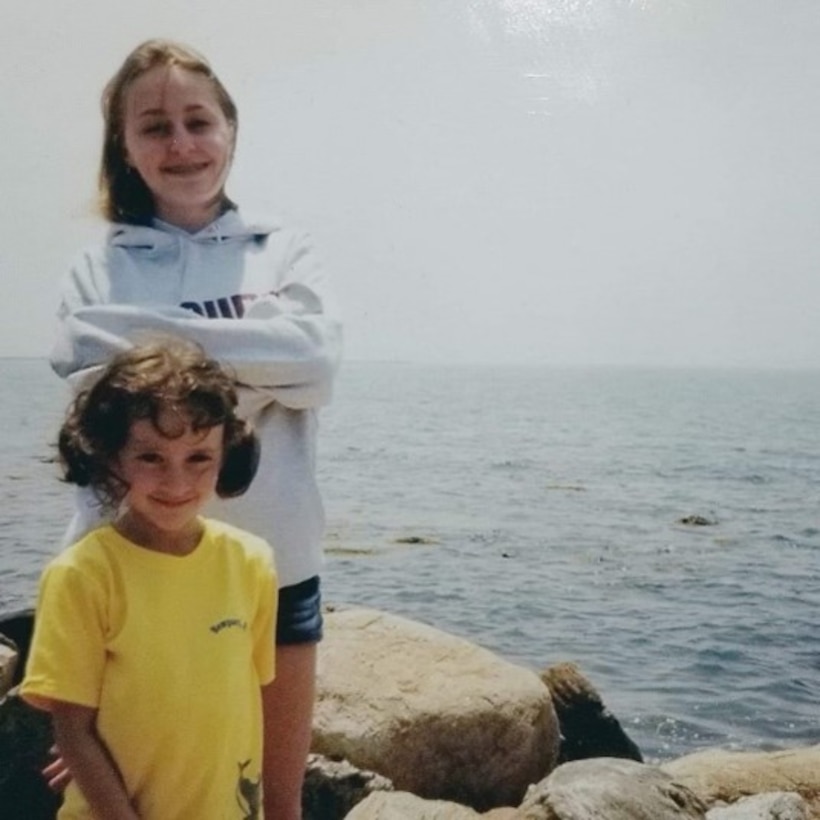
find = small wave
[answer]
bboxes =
[489,459,533,471]
[630,713,726,762]
[467,530,506,545]
[325,546,379,557]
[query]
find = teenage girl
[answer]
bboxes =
[48,39,342,818]
[23,339,277,819]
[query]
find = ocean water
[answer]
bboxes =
[1,359,818,762]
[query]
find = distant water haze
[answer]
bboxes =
[2,0,819,367]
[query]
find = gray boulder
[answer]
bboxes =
[706,791,810,820]
[303,753,394,820]
[540,662,642,764]
[663,746,820,818]
[0,610,35,685]
[0,640,17,699]
[314,608,560,811]
[344,791,484,819]
[516,757,708,819]
[0,688,60,820]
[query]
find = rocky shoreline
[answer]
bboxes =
[1,606,818,819]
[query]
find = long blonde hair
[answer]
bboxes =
[99,39,238,225]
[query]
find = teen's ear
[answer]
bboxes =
[216,426,260,498]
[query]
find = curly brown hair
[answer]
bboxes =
[99,38,238,225]
[58,338,258,507]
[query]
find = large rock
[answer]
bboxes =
[303,753,394,820]
[540,662,643,764]
[0,689,60,820]
[0,640,17,700]
[705,791,810,819]
[0,609,35,686]
[663,746,820,817]
[516,757,708,819]
[344,791,518,819]
[314,608,560,811]
[345,791,483,819]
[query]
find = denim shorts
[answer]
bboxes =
[276,575,323,645]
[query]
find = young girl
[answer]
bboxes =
[49,39,342,818]
[22,339,277,820]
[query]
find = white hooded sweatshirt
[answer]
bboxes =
[51,208,342,587]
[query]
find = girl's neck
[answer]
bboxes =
[114,510,204,557]
[155,196,226,233]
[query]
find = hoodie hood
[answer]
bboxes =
[107,208,276,252]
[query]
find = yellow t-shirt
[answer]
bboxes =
[22,519,277,820]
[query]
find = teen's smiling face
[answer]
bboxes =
[122,64,235,231]
[115,411,224,555]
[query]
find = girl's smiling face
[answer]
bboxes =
[114,410,224,554]
[122,64,235,231]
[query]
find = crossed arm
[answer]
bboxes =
[51,280,342,412]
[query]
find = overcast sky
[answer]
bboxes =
[2,0,819,367]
